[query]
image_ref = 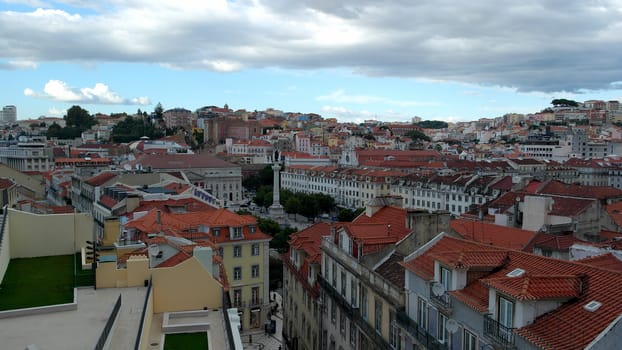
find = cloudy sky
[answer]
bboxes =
[2,0,622,122]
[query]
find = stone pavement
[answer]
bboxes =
[242,291,284,350]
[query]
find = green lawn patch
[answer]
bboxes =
[0,255,75,311]
[164,332,208,350]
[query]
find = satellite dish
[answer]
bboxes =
[432,282,446,296]
[446,319,459,333]
[148,244,159,257]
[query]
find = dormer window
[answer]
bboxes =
[213,228,220,237]
[440,266,452,290]
[232,227,243,239]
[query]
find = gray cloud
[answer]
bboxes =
[1,1,622,92]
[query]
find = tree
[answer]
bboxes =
[406,130,431,142]
[415,120,448,129]
[154,102,164,121]
[551,99,579,107]
[337,207,364,222]
[65,105,96,131]
[46,122,62,138]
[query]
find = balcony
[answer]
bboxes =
[483,314,515,348]
[429,284,453,315]
[396,309,447,350]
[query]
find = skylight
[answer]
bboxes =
[584,301,602,312]
[506,268,525,278]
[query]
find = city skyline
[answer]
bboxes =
[2,1,622,122]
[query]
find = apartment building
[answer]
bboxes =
[0,137,54,172]
[318,200,451,350]
[118,206,271,331]
[281,165,405,209]
[392,174,511,216]
[400,234,622,350]
[123,153,243,207]
[282,222,331,350]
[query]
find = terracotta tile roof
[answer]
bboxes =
[576,253,622,273]
[523,232,584,253]
[451,219,535,250]
[99,195,118,209]
[606,201,622,227]
[288,222,331,264]
[403,235,622,350]
[536,180,622,200]
[548,196,595,216]
[342,223,398,249]
[429,250,510,270]
[127,206,270,243]
[481,274,582,301]
[156,250,192,268]
[374,252,406,289]
[133,198,215,213]
[0,178,15,189]
[353,206,410,240]
[85,171,117,186]
[450,281,489,312]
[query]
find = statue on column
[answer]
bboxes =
[268,154,285,218]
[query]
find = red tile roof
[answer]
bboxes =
[536,180,622,201]
[481,274,582,301]
[523,232,584,253]
[576,253,622,273]
[451,219,535,250]
[85,171,117,186]
[353,206,410,239]
[402,235,622,350]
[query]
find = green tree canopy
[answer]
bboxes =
[405,130,431,142]
[65,105,96,131]
[415,120,448,129]
[551,99,579,107]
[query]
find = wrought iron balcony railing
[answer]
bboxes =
[483,314,515,348]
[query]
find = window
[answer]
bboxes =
[438,313,449,345]
[249,225,256,233]
[234,245,242,258]
[331,299,336,324]
[251,287,259,305]
[463,329,477,350]
[350,321,357,347]
[341,271,347,297]
[234,267,242,280]
[390,311,400,349]
[340,312,346,336]
[440,266,451,291]
[498,296,514,329]
[417,297,428,330]
[233,227,242,238]
[213,228,220,236]
[350,280,357,307]
[332,263,337,287]
[233,288,242,307]
[252,264,260,278]
[361,287,368,320]
[374,298,382,333]
[252,243,260,256]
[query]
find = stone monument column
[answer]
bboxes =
[269,163,285,217]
